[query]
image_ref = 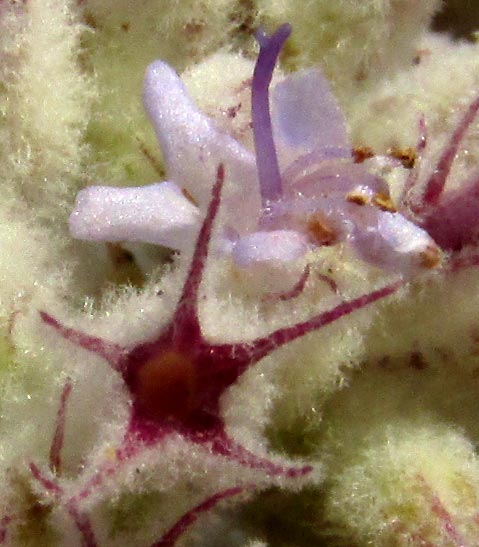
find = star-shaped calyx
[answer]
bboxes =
[39,163,400,545]
[43,163,399,465]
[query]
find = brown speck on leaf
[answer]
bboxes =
[412,54,421,65]
[409,351,427,370]
[106,243,145,288]
[353,146,375,163]
[229,0,257,39]
[412,48,432,65]
[107,243,134,266]
[433,346,453,363]
[355,63,368,82]
[136,138,165,177]
[377,355,392,369]
[183,20,205,36]
[469,328,479,356]
[471,327,479,344]
[121,22,130,32]
[226,103,242,118]
[83,11,98,29]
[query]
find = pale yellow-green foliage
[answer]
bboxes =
[263,267,479,544]
[364,268,479,375]
[257,0,441,98]
[0,0,92,224]
[300,269,479,545]
[0,210,65,313]
[82,0,256,186]
[347,33,479,153]
[182,51,256,150]
[324,422,479,546]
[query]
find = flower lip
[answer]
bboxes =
[69,181,201,249]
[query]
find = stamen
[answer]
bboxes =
[67,502,99,547]
[211,430,312,477]
[252,23,292,205]
[400,115,427,209]
[417,475,466,547]
[241,281,402,363]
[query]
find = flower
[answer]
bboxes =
[70,25,440,294]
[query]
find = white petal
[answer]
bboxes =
[351,208,440,274]
[69,181,201,251]
[231,230,309,293]
[260,196,354,245]
[232,230,309,266]
[284,162,390,198]
[272,68,350,168]
[142,61,261,234]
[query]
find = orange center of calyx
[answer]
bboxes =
[136,351,197,422]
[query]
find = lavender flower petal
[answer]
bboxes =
[232,229,309,293]
[69,181,201,251]
[232,230,309,267]
[272,68,350,169]
[351,206,440,274]
[281,146,352,187]
[143,61,260,234]
[285,162,391,198]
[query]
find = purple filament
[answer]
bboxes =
[400,116,427,209]
[0,516,12,545]
[252,23,292,205]
[49,378,73,474]
[67,502,99,547]
[263,264,311,302]
[29,463,63,496]
[423,94,479,207]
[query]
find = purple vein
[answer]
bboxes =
[49,378,73,474]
